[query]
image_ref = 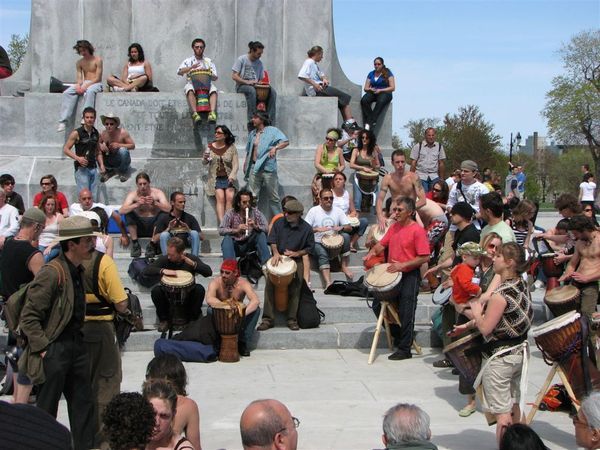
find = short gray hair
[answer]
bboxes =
[582,392,600,429]
[383,403,431,444]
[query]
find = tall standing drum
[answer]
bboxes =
[160,270,195,326]
[364,263,402,303]
[321,233,344,260]
[266,256,297,312]
[255,83,271,111]
[544,285,580,317]
[321,173,335,189]
[212,301,246,363]
[443,332,483,386]
[356,171,379,212]
[189,69,212,112]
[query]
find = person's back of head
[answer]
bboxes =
[382,403,432,447]
[103,392,156,450]
[480,192,504,219]
[499,423,548,450]
[240,399,297,450]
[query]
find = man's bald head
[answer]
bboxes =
[240,399,298,450]
[78,189,94,210]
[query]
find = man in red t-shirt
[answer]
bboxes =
[365,196,430,360]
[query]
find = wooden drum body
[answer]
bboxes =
[532,311,600,400]
[544,285,580,318]
[540,253,564,279]
[161,270,195,326]
[266,256,297,312]
[212,302,246,363]
[321,233,344,260]
[364,263,402,303]
[255,83,271,111]
[321,173,335,190]
[443,332,483,386]
[189,69,212,112]
[356,171,379,212]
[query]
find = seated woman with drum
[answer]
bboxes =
[107,43,153,92]
[202,125,239,225]
[349,129,381,212]
[143,237,213,333]
[331,171,368,252]
[311,128,345,205]
[450,242,533,446]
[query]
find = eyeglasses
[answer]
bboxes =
[487,244,497,250]
[2,181,15,186]
[585,208,593,212]
[215,130,224,135]
[325,137,336,142]
[432,188,442,193]
[41,182,52,186]
[277,417,300,434]
[392,207,406,212]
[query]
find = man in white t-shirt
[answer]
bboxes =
[177,38,219,123]
[580,173,596,208]
[446,160,490,230]
[304,188,353,286]
[0,188,19,250]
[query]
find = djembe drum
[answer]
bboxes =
[544,285,580,318]
[212,300,246,363]
[160,270,195,327]
[432,284,452,306]
[255,83,271,111]
[356,171,379,212]
[266,256,297,312]
[364,263,402,303]
[321,233,344,260]
[443,332,483,386]
[189,69,212,112]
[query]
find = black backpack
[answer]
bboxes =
[238,251,263,285]
[324,276,368,297]
[297,280,325,329]
[127,257,161,288]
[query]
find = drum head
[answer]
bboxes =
[348,216,360,227]
[373,225,389,242]
[432,284,452,305]
[357,171,378,180]
[161,270,194,287]
[266,256,297,276]
[442,331,482,353]
[322,233,343,248]
[364,264,401,290]
[531,310,580,338]
[544,285,580,303]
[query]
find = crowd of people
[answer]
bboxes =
[1,36,600,450]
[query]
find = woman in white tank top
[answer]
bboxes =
[107,43,153,92]
[37,194,64,262]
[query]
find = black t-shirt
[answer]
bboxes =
[6,192,25,215]
[1,238,41,297]
[267,218,315,257]
[154,210,201,234]
[452,223,481,266]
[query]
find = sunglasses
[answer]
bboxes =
[432,188,442,193]
[585,208,593,212]
[325,137,336,142]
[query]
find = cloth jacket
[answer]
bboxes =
[18,254,74,384]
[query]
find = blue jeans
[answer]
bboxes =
[75,167,99,197]
[59,82,103,123]
[104,148,131,174]
[420,177,440,194]
[248,170,281,218]
[208,306,260,346]
[160,230,200,256]
[313,233,351,269]
[236,84,277,124]
[38,245,60,263]
[360,91,393,127]
[221,232,271,265]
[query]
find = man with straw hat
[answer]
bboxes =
[19,215,101,449]
[98,112,136,183]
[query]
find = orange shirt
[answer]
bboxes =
[450,263,481,304]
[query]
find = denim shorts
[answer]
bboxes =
[215,176,230,190]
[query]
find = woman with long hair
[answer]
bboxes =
[37,193,64,262]
[452,242,533,446]
[360,57,395,131]
[143,378,194,450]
[311,127,345,205]
[349,129,381,211]
[108,43,153,92]
[428,179,449,209]
[203,124,239,224]
[32,174,69,216]
[506,199,535,249]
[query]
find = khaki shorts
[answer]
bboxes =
[184,81,218,95]
[481,352,523,414]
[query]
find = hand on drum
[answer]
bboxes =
[448,323,470,338]
[554,253,570,265]
[441,278,453,289]
[271,254,283,266]
[283,250,300,259]
[387,261,405,273]
[162,269,178,277]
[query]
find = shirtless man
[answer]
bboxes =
[205,259,261,357]
[376,149,426,230]
[98,113,135,182]
[418,198,449,255]
[119,172,171,258]
[558,215,600,320]
[57,40,103,132]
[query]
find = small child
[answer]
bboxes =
[451,242,486,313]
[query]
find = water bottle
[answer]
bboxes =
[472,266,481,286]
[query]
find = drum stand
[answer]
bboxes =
[526,362,579,424]
[368,301,422,364]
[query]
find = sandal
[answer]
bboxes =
[459,405,477,417]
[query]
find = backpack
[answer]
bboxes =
[324,276,368,297]
[238,251,263,285]
[297,280,325,329]
[4,261,64,340]
[128,257,161,288]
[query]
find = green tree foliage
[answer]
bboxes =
[7,33,29,71]
[403,118,440,145]
[542,30,600,178]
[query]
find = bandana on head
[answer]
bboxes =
[326,130,340,141]
[221,259,239,275]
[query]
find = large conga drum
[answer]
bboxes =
[255,83,271,111]
[212,300,246,363]
[266,256,297,312]
[364,263,402,303]
[160,270,195,326]
[443,332,483,386]
[356,171,379,212]
[321,172,335,189]
[532,311,600,400]
[539,253,564,278]
[321,233,344,260]
[544,285,580,317]
[189,69,212,112]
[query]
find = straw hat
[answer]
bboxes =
[53,216,102,243]
[100,112,121,127]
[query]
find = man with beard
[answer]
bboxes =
[205,259,260,357]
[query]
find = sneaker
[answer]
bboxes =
[287,319,300,331]
[112,86,125,92]
[257,319,273,331]
[192,112,201,123]
[130,241,141,258]
[119,174,129,182]
[388,350,412,361]
[57,122,66,132]
[145,242,156,258]
[432,358,454,368]
[208,111,217,123]
[238,342,250,357]
[100,170,115,183]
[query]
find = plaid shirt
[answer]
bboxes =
[218,207,268,241]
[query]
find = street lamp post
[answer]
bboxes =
[509,132,522,162]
